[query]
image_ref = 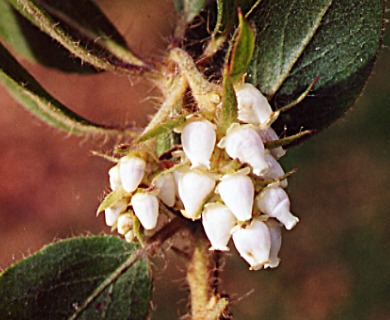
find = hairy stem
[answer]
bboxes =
[187,225,212,319]
[186,224,229,320]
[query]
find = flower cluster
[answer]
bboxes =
[101,83,299,270]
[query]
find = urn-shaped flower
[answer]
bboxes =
[216,170,254,221]
[264,219,282,269]
[232,219,271,270]
[119,156,146,193]
[264,154,288,188]
[256,187,299,230]
[181,120,216,169]
[104,199,128,227]
[177,169,216,220]
[218,124,269,176]
[202,202,237,251]
[235,83,273,125]
[131,192,159,230]
[108,164,121,191]
[153,172,176,207]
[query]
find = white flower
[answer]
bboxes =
[104,199,128,227]
[264,154,288,188]
[117,214,133,235]
[264,219,282,269]
[216,170,254,221]
[256,187,299,230]
[202,203,237,251]
[131,192,159,230]
[119,156,146,193]
[218,123,269,176]
[108,164,121,190]
[232,219,271,270]
[235,83,273,125]
[181,120,216,169]
[153,172,176,207]
[258,127,286,159]
[177,168,216,220]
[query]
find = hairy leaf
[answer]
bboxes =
[248,0,385,143]
[136,116,186,143]
[218,67,237,136]
[0,42,136,136]
[5,0,149,74]
[0,236,152,320]
[229,10,255,83]
[97,188,127,214]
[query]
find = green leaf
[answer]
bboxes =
[229,9,255,83]
[248,0,385,143]
[97,188,127,214]
[136,116,186,143]
[0,235,152,320]
[214,0,236,35]
[0,0,95,73]
[218,67,238,136]
[0,42,137,136]
[5,0,150,74]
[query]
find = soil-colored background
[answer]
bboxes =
[1,2,389,319]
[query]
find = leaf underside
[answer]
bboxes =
[0,42,136,136]
[0,236,152,320]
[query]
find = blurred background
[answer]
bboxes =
[0,1,389,319]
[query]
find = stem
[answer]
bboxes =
[187,225,212,319]
[168,48,221,113]
[186,224,230,320]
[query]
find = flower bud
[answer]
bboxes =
[232,219,271,270]
[235,83,273,125]
[218,124,269,176]
[216,170,254,221]
[256,187,299,230]
[104,199,128,227]
[124,230,135,243]
[108,164,121,190]
[264,154,288,188]
[202,203,237,251]
[181,120,216,169]
[117,214,133,235]
[119,156,146,193]
[258,127,286,159]
[153,172,176,207]
[264,219,282,269]
[131,192,159,230]
[177,169,216,220]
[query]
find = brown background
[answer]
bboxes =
[1,1,389,319]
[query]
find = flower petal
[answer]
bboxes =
[232,219,271,270]
[264,154,288,188]
[181,120,216,169]
[104,198,128,227]
[256,187,299,230]
[154,172,176,207]
[202,202,237,251]
[236,83,273,125]
[177,169,216,220]
[218,124,269,176]
[117,214,133,235]
[217,171,254,221]
[119,156,146,193]
[258,127,286,159]
[264,219,282,269]
[131,192,159,230]
[108,164,121,190]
